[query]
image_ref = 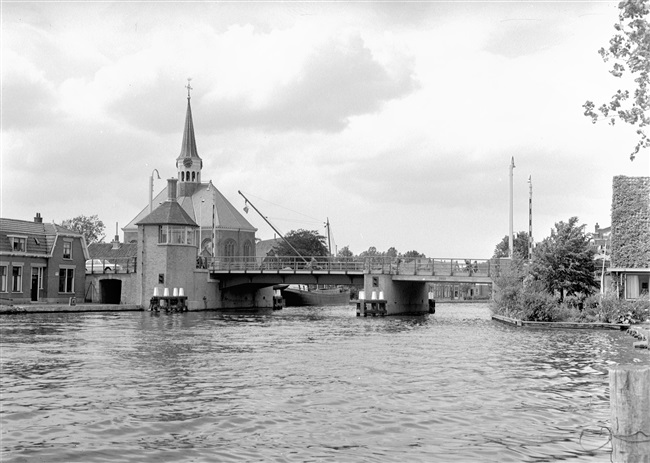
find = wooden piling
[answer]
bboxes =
[609,365,650,462]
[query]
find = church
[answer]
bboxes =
[111,85,270,309]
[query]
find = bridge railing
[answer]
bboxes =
[204,256,367,272]
[203,255,506,277]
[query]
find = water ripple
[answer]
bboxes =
[1,304,646,462]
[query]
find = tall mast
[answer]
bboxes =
[325,217,332,257]
[238,191,308,263]
[509,156,515,259]
[528,175,533,260]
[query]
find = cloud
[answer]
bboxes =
[202,34,418,133]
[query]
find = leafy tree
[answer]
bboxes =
[337,245,354,258]
[385,247,398,258]
[359,246,379,257]
[270,229,328,257]
[402,250,426,258]
[493,231,530,259]
[530,217,598,302]
[583,0,650,160]
[61,214,105,244]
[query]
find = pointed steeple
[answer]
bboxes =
[176,79,203,197]
[177,79,201,162]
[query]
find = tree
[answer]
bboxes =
[583,0,650,160]
[530,217,598,302]
[402,250,426,258]
[270,229,329,257]
[358,246,379,257]
[385,247,398,258]
[493,231,530,259]
[337,245,354,258]
[61,214,105,244]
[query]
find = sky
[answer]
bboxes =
[2,1,649,259]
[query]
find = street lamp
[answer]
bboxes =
[149,169,161,214]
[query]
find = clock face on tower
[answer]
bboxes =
[183,158,193,168]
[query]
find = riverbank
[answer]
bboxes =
[0,303,143,314]
[492,314,630,330]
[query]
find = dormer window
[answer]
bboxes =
[8,235,27,253]
[63,240,72,259]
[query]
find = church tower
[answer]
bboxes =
[176,79,202,197]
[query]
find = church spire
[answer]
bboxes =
[178,78,201,161]
[176,79,203,197]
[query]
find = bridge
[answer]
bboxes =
[201,256,505,315]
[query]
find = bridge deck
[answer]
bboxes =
[203,256,504,288]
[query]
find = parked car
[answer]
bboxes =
[85,259,123,273]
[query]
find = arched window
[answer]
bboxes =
[224,239,236,258]
[192,172,196,181]
[186,171,190,182]
[243,241,252,257]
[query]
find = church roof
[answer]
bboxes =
[124,183,256,232]
[176,97,201,162]
[136,199,198,227]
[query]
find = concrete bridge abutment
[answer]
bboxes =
[364,274,429,315]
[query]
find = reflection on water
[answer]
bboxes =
[1,303,646,462]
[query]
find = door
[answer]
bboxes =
[31,268,39,301]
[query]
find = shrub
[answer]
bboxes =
[519,288,559,322]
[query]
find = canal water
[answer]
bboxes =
[1,303,647,462]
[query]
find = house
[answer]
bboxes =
[609,176,650,299]
[0,213,89,304]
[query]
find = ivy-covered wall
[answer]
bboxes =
[611,176,650,268]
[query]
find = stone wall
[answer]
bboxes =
[611,176,650,268]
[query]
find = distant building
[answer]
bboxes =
[0,213,88,304]
[609,176,650,299]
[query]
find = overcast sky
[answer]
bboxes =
[2,1,649,258]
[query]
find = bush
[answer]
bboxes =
[519,288,560,322]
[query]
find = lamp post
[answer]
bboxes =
[149,169,161,214]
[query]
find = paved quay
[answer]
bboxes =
[0,303,143,314]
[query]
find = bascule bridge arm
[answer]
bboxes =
[238,190,309,264]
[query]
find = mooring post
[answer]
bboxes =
[609,365,650,462]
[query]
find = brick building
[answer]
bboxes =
[0,213,88,304]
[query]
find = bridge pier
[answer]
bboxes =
[364,274,429,315]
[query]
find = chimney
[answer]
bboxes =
[167,178,178,202]
[34,212,42,223]
[112,222,120,250]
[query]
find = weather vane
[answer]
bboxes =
[185,78,193,99]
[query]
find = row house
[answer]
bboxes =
[0,213,88,304]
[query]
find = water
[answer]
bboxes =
[1,303,647,462]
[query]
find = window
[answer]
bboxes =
[243,241,252,257]
[158,226,195,245]
[63,240,72,259]
[9,236,27,252]
[59,268,74,293]
[12,266,22,292]
[224,240,236,257]
[0,265,7,292]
